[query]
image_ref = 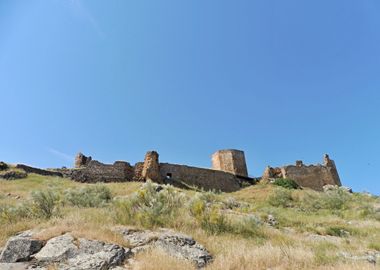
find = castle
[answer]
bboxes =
[61,150,342,192]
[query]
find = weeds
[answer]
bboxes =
[64,185,112,207]
[273,178,299,190]
[268,188,294,208]
[113,181,184,228]
[31,190,60,219]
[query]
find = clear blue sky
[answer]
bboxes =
[0,1,379,194]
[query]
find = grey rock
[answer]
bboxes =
[34,234,78,262]
[156,230,213,268]
[0,235,43,263]
[0,263,30,270]
[114,227,213,268]
[34,234,127,270]
[116,228,159,248]
[339,251,380,266]
[266,214,277,227]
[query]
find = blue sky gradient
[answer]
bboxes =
[0,1,379,194]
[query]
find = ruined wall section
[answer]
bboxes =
[142,151,162,183]
[160,163,241,192]
[262,155,341,191]
[211,150,248,177]
[71,160,134,183]
[75,153,92,168]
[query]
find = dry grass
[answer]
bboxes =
[1,175,380,270]
[133,249,194,270]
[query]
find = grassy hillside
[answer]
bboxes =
[1,173,379,269]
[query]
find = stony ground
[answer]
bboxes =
[0,171,379,269]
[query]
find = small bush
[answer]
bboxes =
[224,197,240,209]
[199,206,230,234]
[368,242,380,251]
[64,185,112,208]
[318,189,351,210]
[325,226,349,237]
[268,189,294,208]
[313,242,338,265]
[273,178,299,189]
[0,204,32,223]
[113,181,184,228]
[231,216,263,238]
[31,190,60,219]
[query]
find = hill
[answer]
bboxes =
[0,169,379,269]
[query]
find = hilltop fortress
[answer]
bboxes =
[55,150,342,192]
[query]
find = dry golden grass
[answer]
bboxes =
[133,249,194,270]
[1,175,380,270]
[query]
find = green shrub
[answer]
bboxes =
[368,242,380,251]
[0,204,32,223]
[313,242,338,265]
[231,216,263,238]
[199,206,230,235]
[64,185,112,207]
[273,178,299,189]
[325,226,350,237]
[113,181,184,228]
[31,190,60,219]
[318,189,351,210]
[268,189,294,208]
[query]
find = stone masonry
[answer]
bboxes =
[61,150,342,192]
[212,149,248,177]
[262,154,341,191]
[75,153,92,168]
[141,151,162,183]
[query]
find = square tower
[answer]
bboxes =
[211,149,248,177]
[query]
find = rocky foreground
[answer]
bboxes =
[0,228,212,270]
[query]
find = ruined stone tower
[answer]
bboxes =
[211,149,248,177]
[74,153,92,168]
[142,151,162,183]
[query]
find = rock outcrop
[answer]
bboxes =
[1,229,212,269]
[0,231,43,263]
[115,227,213,268]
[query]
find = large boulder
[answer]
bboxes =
[116,227,213,268]
[156,230,213,268]
[0,263,30,270]
[0,233,43,263]
[34,234,128,270]
[34,234,78,263]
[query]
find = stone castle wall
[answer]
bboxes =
[262,154,341,191]
[66,151,341,192]
[71,160,134,183]
[159,163,242,192]
[68,150,247,192]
